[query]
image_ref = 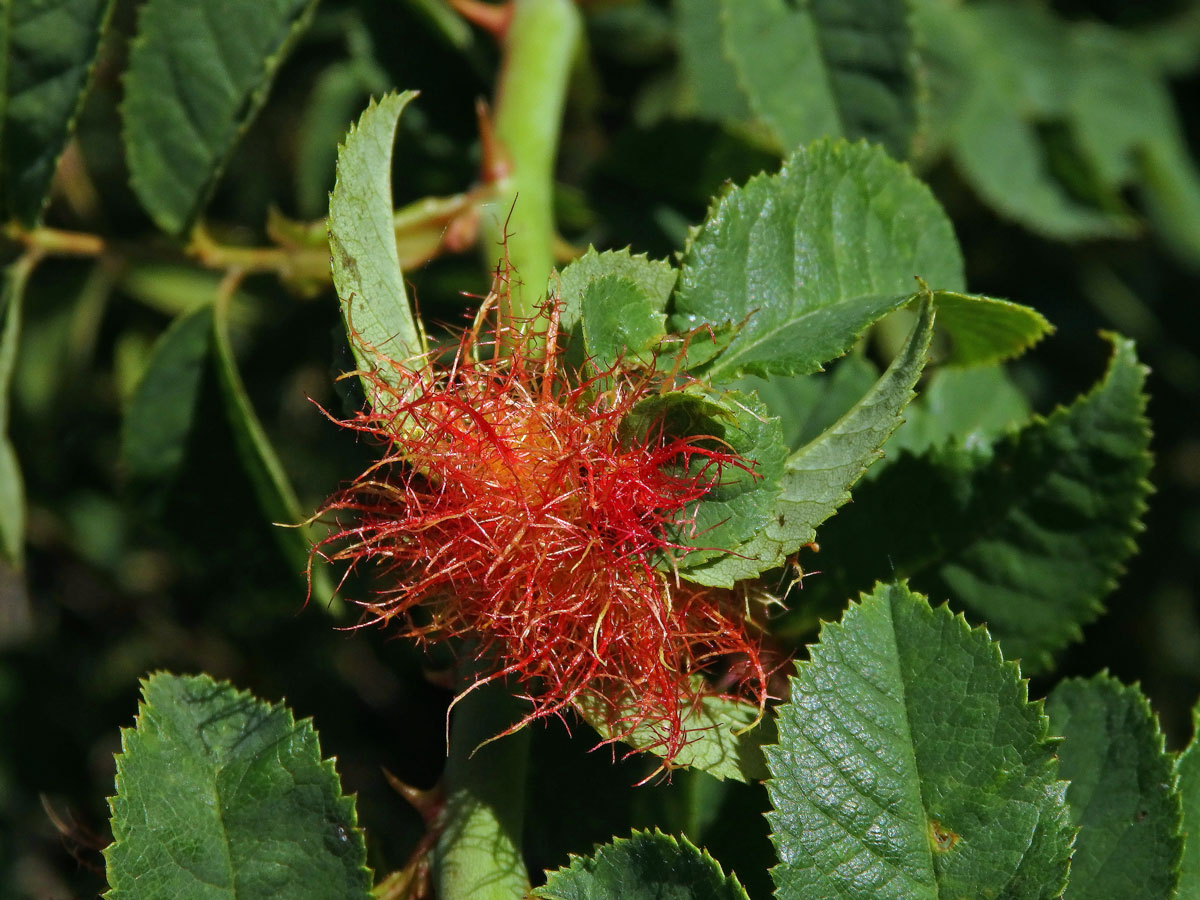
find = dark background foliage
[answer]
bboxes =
[1,0,1198,896]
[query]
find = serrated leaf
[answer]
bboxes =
[120,306,212,494]
[1,257,35,568]
[0,0,113,223]
[104,672,371,900]
[211,287,336,606]
[718,0,919,159]
[802,334,1152,671]
[767,581,1072,900]
[553,246,677,338]
[672,139,961,381]
[1176,702,1200,896]
[329,91,424,394]
[534,829,750,900]
[121,0,317,234]
[931,291,1053,366]
[1046,674,1182,900]
[579,690,773,783]
[580,275,666,369]
[684,295,932,587]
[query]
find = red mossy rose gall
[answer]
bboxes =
[314,290,768,766]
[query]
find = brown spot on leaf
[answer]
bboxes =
[929,818,960,852]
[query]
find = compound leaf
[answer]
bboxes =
[535,829,749,900]
[767,581,1072,900]
[1047,674,1182,900]
[329,91,424,394]
[718,0,919,159]
[803,334,1152,671]
[122,0,317,234]
[672,139,961,381]
[104,672,371,900]
[0,0,113,224]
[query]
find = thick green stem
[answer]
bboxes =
[484,0,582,320]
[433,675,531,900]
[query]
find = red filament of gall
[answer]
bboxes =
[316,304,768,765]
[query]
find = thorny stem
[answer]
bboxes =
[483,0,582,325]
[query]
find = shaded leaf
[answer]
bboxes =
[802,335,1152,671]
[535,829,750,900]
[579,690,773,784]
[684,296,932,587]
[672,0,753,121]
[328,91,424,394]
[884,363,1030,460]
[735,352,881,452]
[719,0,919,159]
[1046,674,1182,900]
[104,672,371,900]
[120,306,212,494]
[1176,701,1200,896]
[618,388,786,570]
[672,139,961,380]
[767,581,1072,900]
[211,287,337,606]
[0,257,36,568]
[122,0,317,234]
[0,0,113,223]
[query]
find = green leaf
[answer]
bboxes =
[580,275,667,370]
[0,257,35,568]
[211,287,337,608]
[684,295,932,587]
[912,0,1137,241]
[534,829,750,900]
[617,388,786,569]
[328,91,424,394]
[1046,674,1182,900]
[803,334,1152,671]
[120,306,213,493]
[718,0,919,159]
[1176,702,1200,896]
[554,246,676,338]
[672,139,962,380]
[0,0,113,223]
[672,0,753,121]
[579,690,773,783]
[735,352,881,452]
[766,581,1072,900]
[121,0,318,234]
[884,363,1030,460]
[931,291,1053,366]
[104,672,372,900]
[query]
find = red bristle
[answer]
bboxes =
[314,298,768,768]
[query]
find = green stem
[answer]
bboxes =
[433,672,531,900]
[485,0,582,321]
